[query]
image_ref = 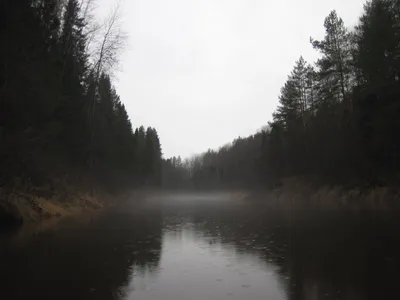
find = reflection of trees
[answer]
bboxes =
[0,209,163,300]
[128,213,163,276]
[282,212,400,300]
[165,204,400,300]
[276,213,367,300]
[5,199,400,300]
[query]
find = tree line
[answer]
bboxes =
[163,0,400,189]
[0,0,162,196]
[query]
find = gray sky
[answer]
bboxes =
[96,0,365,158]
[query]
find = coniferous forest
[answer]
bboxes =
[163,1,400,190]
[2,0,400,205]
[0,0,162,203]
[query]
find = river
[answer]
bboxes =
[1,191,400,300]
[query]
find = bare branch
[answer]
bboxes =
[88,0,127,78]
[87,0,127,125]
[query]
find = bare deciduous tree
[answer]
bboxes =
[90,1,127,81]
[88,0,127,134]
[87,1,127,196]
[79,0,101,55]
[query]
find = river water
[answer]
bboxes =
[1,191,400,300]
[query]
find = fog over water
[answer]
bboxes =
[1,192,400,300]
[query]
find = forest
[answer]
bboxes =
[163,0,400,189]
[0,0,163,201]
[2,0,400,201]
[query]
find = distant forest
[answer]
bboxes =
[163,0,400,189]
[0,0,162,196]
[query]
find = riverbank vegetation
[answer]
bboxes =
[163,0,400,200]
[0,0,163,224]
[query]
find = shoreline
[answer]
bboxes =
[0,190,114,229]
[3,182,400,231]
[248,178,400,213]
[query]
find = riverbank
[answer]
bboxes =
[0,189,113,228]
[251,177,400,212]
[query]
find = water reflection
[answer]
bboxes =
[1,192,400,300]
[278,212,400,300]
[0,208,163,300]
[122,223,285,300]
[123,194,400,300]
[121,196,288,300]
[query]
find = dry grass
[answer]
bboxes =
[262,178,400,212]
[1,189,108,226]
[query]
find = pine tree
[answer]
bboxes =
[55,0,90,162]
[144,128,162,185]
[311,10,353,109]
[290,57,317,124]
[35,0,62,50]
[274,80,299,130]
[354,0,400,86]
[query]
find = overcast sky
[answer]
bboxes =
[96,0,365,158]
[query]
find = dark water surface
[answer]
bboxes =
[1,191,400,300]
